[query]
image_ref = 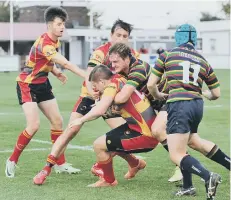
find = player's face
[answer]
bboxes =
[49,17,65,37]
[91,79,109,94]
[110,28,129,45]
[91,81,105,92]
[109,53,130,73]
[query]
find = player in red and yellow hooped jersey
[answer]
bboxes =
[33,19,144,186]
[6,7,85,179]
[69,65,159,187]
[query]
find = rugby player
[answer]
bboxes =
[5,6,85,178]
[147,24,223,199]
[69,65,159,187]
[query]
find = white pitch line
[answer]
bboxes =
[204,105,222,108]
[0,148,49,153]
[0,139,146,159]
[31,139,94,151]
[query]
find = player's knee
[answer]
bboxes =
[50,115,63,129]
[188,140,198,150]
[93,136,106,151]
[27,120,40,134]
[188,137,202,151]
[151,126,166,141]
[152,126,160,137]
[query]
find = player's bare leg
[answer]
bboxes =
[39,99,80,174]
[33,112,83,185]
[88,135,118,187]
[151,111,183,182]
[6,102,40,178]
[105,117,146,180]
[188,133,230,170]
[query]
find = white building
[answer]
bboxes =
[197,20,230,69]
[67,20,230,69]
[0,20,229,71]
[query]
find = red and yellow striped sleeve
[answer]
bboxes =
[42,44,57,61]
[88,49,105,67]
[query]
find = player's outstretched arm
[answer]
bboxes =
[51,52,86,78]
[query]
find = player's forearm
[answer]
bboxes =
[203,90,220,100]
[81,106,106,123]
[63,62,86,78]
[148,84,159,99]
[51,65,62,77]
[114,92,129,104]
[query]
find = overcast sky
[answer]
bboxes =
[15,0,228,29]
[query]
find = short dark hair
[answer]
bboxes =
[89,64,113,82]
[111,19,133,35]
[156,48,165,55]
[44,6,68,23]
[109,43,131,60]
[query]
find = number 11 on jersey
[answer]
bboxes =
[181,61,200,86]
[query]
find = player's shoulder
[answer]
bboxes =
[95,42,111,54]
[111,74,126,87]
[40,33,51,43]
[91,42,111,60]
[37,33,57,49]
[132,59,149,69]
[111,74,125,82]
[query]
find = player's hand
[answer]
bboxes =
[202,90,211,100]
[57,73,68,84]
[69,118,84,128]
[111,104,121,115]
[155,92,168,101]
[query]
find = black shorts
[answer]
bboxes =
[106,123,159,154]
[72,97,121,119]
[16,79,54,105]
[72,97,95,116]
[166,99,203,134]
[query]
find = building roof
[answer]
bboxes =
[0,23,70,41]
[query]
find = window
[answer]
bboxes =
[197,38,202,50]
[210,38,216,52]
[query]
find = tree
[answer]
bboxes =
[200,12,223,22]
[222,2,230,18]
[92,11,103,29]
[0,1,20,22]
[86,7,103,29]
